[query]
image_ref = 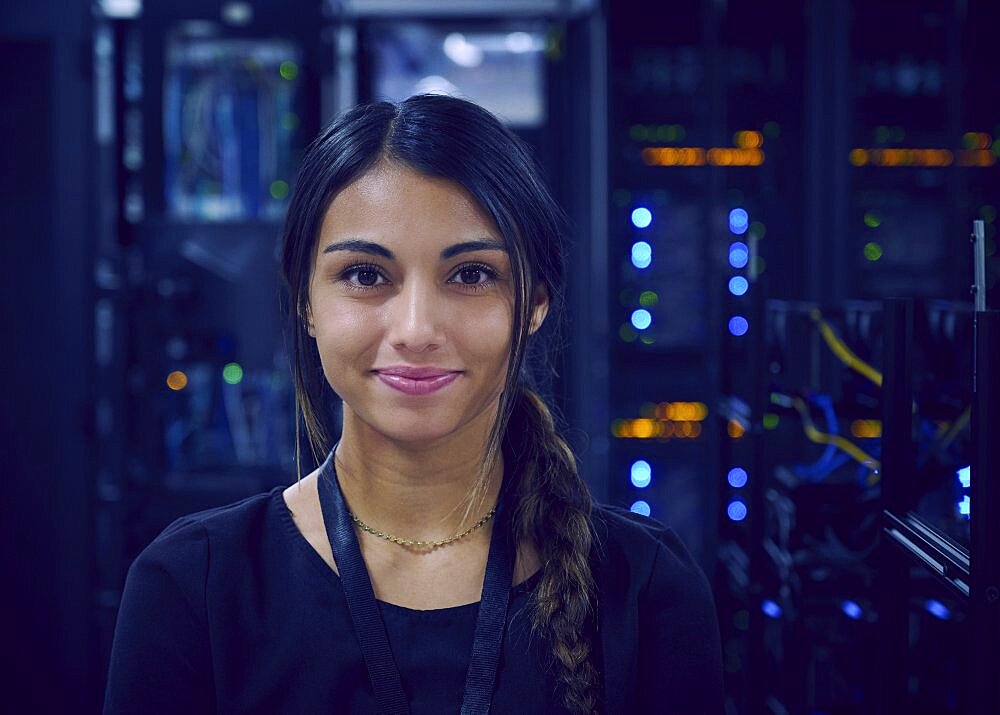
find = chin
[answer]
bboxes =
[369,420,463,448]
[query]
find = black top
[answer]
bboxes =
[103,486,725,714]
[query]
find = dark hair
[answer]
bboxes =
[279,94,600,713]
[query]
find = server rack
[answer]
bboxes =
[878,225,999,713]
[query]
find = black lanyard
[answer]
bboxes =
[316,445,516,715]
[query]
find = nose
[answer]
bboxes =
[384,277,446,352]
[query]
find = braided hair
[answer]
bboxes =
[280,94,601,713]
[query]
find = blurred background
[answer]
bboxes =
[2,0,998,712]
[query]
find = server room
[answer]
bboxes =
[2,0,998,713]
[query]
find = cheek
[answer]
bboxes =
[458,304,513,363]
[313,306,378,365]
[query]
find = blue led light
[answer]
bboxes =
[729,316,749,336]
[728,276,749,296]
[631,460,652,488]
[727,499,748,521]
[729,208,749,235]
[727,467,748,488]
[925,599,950,620]
[957,465,971,488]
[631,309,652,330]
[959,495,970,519]
[631,241,652,269]
[761,599,782,619]
[729,242,749,268]
[631,207,653,229]
[630,500,651,517]
[842,600,863,621]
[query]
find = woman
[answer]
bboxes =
[103,94,724,714]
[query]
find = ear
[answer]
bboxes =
[528,284,549,335]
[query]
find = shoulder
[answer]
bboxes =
[590,502,702,587]
[589,502,717,625]
[592,504,725,712]
[131,488,280,590]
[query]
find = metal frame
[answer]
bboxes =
[879,256,1000,712]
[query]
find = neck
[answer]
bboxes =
[332,411,505,544]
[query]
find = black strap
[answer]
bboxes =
[316,444,516,715]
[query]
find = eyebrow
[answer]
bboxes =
[321,238,507,260]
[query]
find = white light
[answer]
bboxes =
[630,500,651,517]
[414,75,461,97]
[221,1,252,25]
[631,460,652,488]
[505,32,533,53]
[99,0,142,18]
[631,207,653,228]
[631,309,652,331]
[729,276,749,296]
[631,241,652,269]
[443,33,483,68]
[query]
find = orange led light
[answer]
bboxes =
[958,149,997,167]
[850,420,882,438]
[734,130,764,148]
[642,147,707,166]
[166,371,188,391]
[850,148,955,167]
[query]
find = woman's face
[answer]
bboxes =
[306,160,548,446]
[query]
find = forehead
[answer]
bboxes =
[318,161,503,251]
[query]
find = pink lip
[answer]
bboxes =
[375,371,460,396]
[374,365,460,379]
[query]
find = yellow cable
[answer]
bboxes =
[940,406,971,450]
[790,397,882,474]
[810,309,883,387]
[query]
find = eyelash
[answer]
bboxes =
[337,262,500,294]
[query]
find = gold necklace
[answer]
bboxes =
[348,505,497,548]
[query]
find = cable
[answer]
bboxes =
[772,392,881,476]
[810,308,883,387]
[939,405,970,451]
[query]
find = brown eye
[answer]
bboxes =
[459,267,483,284]
[339,263,388,292]
[448,263,499,291]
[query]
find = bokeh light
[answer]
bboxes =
[631,309,652,330]
[630,500,651,517]
[727,499,748,521]
[729,242,749,268]
[631,241,652,269]
[728,316,749,336]
[631,207,653,228]
[727,467,748,488]
[728,276,749,296]
[729,208,749,234]
[222,362,244,385]
[630,460,652,488]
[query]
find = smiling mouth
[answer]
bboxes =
[374,371,461,396]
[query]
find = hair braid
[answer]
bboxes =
[509,385,601,714]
